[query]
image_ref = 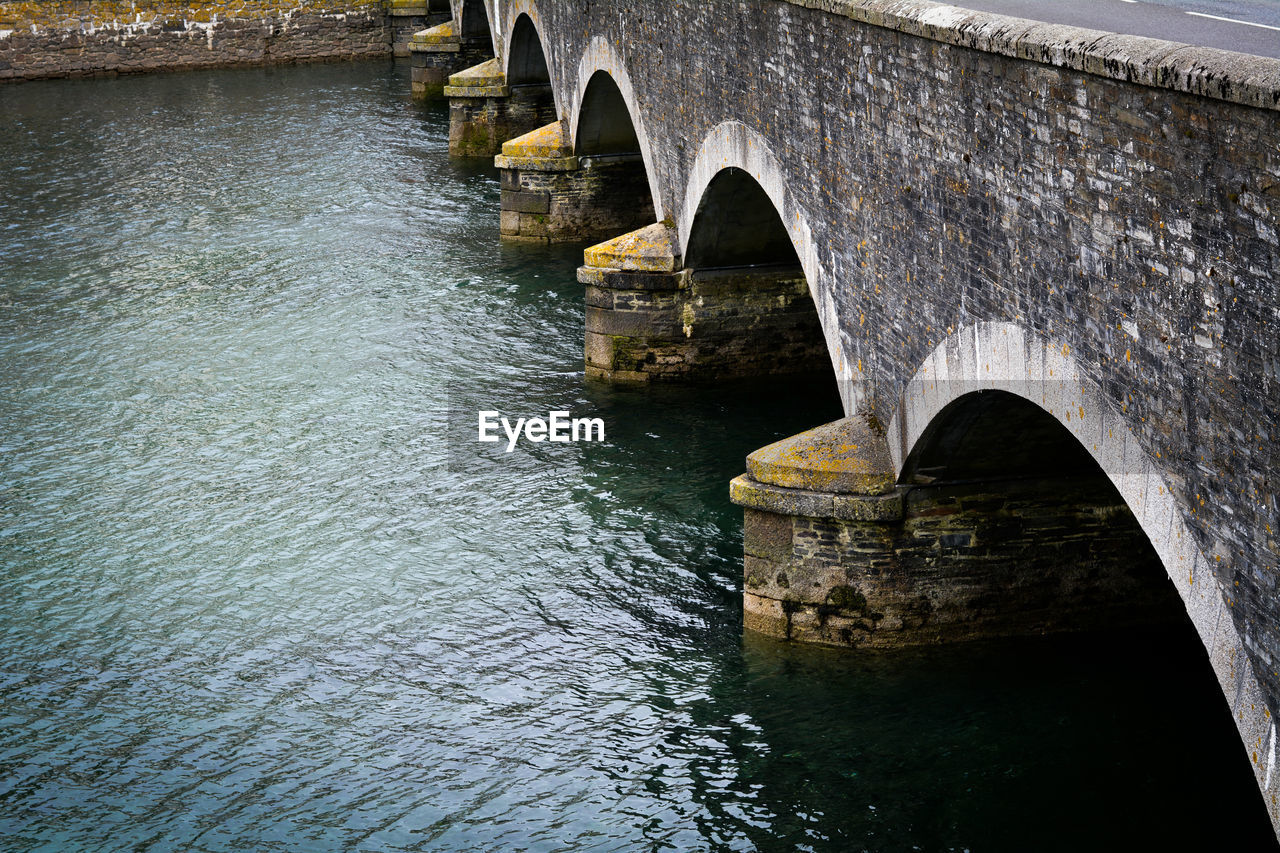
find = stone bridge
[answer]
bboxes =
[415,0,1280,831]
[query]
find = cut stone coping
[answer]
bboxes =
[576,265,686,289]
[788,0,1280,111]
[446,57,504,89]
[745,415,897,496]
[730,474,905,521]
[583,222,682,273]
[494,153,579,171]
[501,121,572,159]
[411,20,458,46]
[389,0,428,14]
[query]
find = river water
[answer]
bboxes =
[0,61,1274,852]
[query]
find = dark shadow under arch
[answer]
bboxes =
[898,389,1186,630]
[672,165,830,381]
[901,388,1100,483]
[575,70,645,159]
[507,14,551,88]
[460,0,493,48]
[895,387,1279,844]
[685,167,800,270]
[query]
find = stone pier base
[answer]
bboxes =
[408,19,493,99]
[578,223,830,382]
[389,1,448,57]
[495,122,656,243]
[731,417,1183,648]
[445,59,555,157]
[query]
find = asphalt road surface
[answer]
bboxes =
[950,0,1280,59]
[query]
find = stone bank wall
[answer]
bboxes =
[0,1,391,80]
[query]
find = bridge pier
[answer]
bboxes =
[731,415,1183,647]
[445,60,555,157]
[389,0,449,58]
[409,20,489,99]
[577,223,830,382]
[495,122,655,244]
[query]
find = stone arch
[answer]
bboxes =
[570,37,662,221]
[888,319,1278,829]
[681,121,853,409]
[503,10,557,111]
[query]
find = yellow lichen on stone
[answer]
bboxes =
[411,19,456,45]
[0,0,383,29]
[583,222,680,273]
[447,57,505,88]
[746,415,896,495]
[501,121,571,159]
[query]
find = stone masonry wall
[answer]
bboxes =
[0,1,391,80]
[500,156,654,243]
[743,475,1185,647]
[581,265,832,382]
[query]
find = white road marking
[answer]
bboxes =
[1185,10,1280,32]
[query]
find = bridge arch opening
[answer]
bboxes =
[902,387,1107,483]
[563,69,656,235]
[574,70,648,164]
[898,388,1187,634]
[459,0,494,54]
[895,385,1279,841]
[506,14,551,88]
[685,167,801,270]
[880,321,1280,833]
[500,13,557,136]
[673,166,830,380]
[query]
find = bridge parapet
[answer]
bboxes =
[789,0,1280,111]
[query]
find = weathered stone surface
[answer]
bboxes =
[501,154,654,242]
[500,190,551,214]
[736,471,1185,648]
[499,121,572,160]
[583,223,680,272]
[446,58,556,158]
[578,227,831,382]
[731,474,906,521]
[0,2,393,79]
[410,20,458,47]
[788,0,1280,110]
[409,19,491,100]
[445,56,505,91]
[386,1,446,57]
[493,122,640,241]
[746,416,897,496]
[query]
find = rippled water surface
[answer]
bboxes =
[1,61,1275,852]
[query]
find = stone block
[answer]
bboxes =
[500,190,551,214]
[744,508,794,563]
[746,415,897,496]
[583,223,681,273]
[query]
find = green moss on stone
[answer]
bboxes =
[826,585,867,612]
